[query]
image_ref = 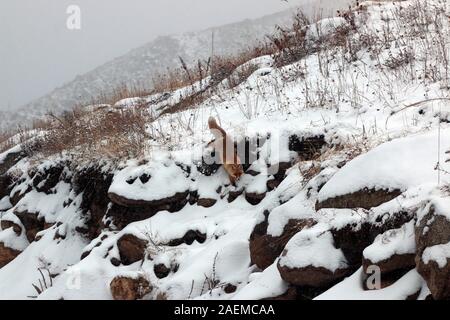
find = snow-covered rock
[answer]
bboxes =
[415,194,450,299]
[277,223,350,288]
[318,129,450,209]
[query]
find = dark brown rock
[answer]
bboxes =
[266,179,281,191]
[188,191,199,205]
[249,212,316,270]
[110,275,152,300]
[245,192,266,205]
[0,242,21,268]
[117,234,148,265]
[417,258,450,300]
[197,198,217,208]
[224,284,237,294]
[0,219,22,236]
[362,268,414,291]
[32,164,65,194]
[195,151,221,176]
[107,191,189,229]
[167,230,207,246]
[154,264,171,279]
[108,191,188,210]
[14,211,45,242]
[245,170,260,176]
[80,250,91,260]
[415,204,450,299]
[110,257,121,266]
[74,166,114,239]
[316,188,402,210]
[228,188,244,203]
[406,290,421,300]
[0,174,13,200]
[415,207,450,255]
[277,264,351,288]
[9,186,32,206]
[331,210,414,268]
[266,162,292,191]
[289,135,326,161]
[363,253,416,275]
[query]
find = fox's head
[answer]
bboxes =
[228,164,244,183]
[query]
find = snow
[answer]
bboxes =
[14,181,72,223]
[422,241,450,268]
[194,169,229,199]
[278,223,348,271]
[108,158,191,202]
[0,227,87,299]
[0,227,28,251]
[315,268,424,300]
[363,220,416,263]
[0,197,12,211]
[319,208,368,231]
[232,261,288,300]
[425,194,450,221]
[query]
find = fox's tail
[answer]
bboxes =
[208,117,226,137]
[208,117,219,129]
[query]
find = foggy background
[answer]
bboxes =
[0,0,350,111]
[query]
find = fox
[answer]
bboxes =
[208,117,244,184]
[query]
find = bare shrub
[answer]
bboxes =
[28,267,53,299]
[270,11,310,68]
[383,48,414,70]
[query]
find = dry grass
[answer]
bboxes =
[27,106,151,161]
[157,44,273,115]
[160,91,208,116]
[152,59,210,93]
[90,83,153,107]
[269,11,311,68]
[211,45,273,84]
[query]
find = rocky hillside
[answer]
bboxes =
[1,0,450,300]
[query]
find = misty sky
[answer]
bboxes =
[0,0,346,110]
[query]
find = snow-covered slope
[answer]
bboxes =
[1,0,450,300]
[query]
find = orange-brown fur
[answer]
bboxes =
[208,117,244,184]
